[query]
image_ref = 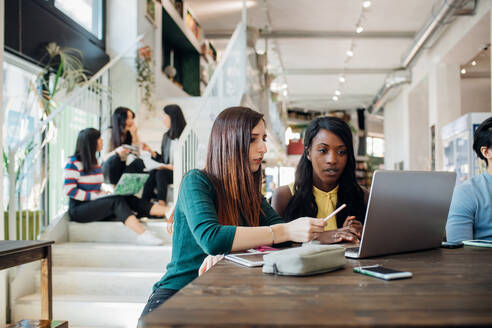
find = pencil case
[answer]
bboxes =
[262,244,346,276]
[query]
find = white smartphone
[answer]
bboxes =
[353,265,412,280]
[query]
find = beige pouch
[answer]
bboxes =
[262,245,346,276]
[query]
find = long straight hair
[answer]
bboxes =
[74,128,100,174]
[163,104,187,139]
[111,106,135,149]
[203,107,264,226]
[284,116,366,226]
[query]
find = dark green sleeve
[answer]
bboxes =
[180,170,237,255]
[259,196,285,226]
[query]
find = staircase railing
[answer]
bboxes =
[3,34,144,241]
[174,22,247,197]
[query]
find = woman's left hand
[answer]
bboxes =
[342,216,363,238]
[199,254,224,276]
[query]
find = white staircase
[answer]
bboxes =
[12,221,172,328]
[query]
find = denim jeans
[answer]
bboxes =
[139,288,178,318]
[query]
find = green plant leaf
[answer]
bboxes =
[50,56,64,98]
[3,150,8,173]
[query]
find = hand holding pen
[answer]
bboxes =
[316,204,362,244]
[323,203,347,223]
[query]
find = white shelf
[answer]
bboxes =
[160,0,201,53]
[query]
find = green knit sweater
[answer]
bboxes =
[153,169,285,291]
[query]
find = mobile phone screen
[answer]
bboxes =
[362,266,403,274]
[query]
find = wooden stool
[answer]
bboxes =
[7,320,68,328]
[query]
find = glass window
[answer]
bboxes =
[279,167,296,186]
[55,0,103,39]
[367,136,385,157]
[2,59,43,208]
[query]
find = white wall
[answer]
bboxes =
[366,115,384,138]
[384,1,492,171]
[461,77,491,114]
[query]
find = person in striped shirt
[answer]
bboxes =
[64,128,165,245]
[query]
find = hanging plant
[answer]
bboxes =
[136,45,155,111]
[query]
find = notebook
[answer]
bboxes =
[112,173,149,196]
[225,253,267,267]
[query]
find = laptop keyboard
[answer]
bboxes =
[345,246,360,254]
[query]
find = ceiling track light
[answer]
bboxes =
[335,90,341,96]
[356,25,364,34]
[339,75,346,83]
[332,95,339,101]
[346,50,354,57]
[460,68,467,74]
[362,1,371,9]
[471,61,477,66]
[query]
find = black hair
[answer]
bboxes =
[473,116,492,167]
[163,104,187,139]
[111,106,135,149]
[283,116,366,226]
[74,128,101,174]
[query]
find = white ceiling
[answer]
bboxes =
[186,0,441,112]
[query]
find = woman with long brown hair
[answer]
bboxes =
[140,107,325,317]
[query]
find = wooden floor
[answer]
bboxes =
[142,246,492,327]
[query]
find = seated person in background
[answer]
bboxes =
[139,107,326,318]
[102,106,146,185]
[64,128,166,245]
[446,116,492,242]
[142,104,187,210]
[272,116,368,244]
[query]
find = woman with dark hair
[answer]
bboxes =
[102,106,146,185]
[272,116,368,244]
[446,116,492,242]
[142,104,187,209]
[64,128,166,245]
[139,107,325,317]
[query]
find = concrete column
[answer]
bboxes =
[428,63,461,170]
[383,88,410,170]
[105,0,139,112]
[408,78,430,170]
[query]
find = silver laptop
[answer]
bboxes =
[345,170,456,259]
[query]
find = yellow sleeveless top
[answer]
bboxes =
[288,183,338,231]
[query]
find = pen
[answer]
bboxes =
[323,204,346,222]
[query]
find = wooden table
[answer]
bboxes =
[142,246,492,327]
[0,240,54,320]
